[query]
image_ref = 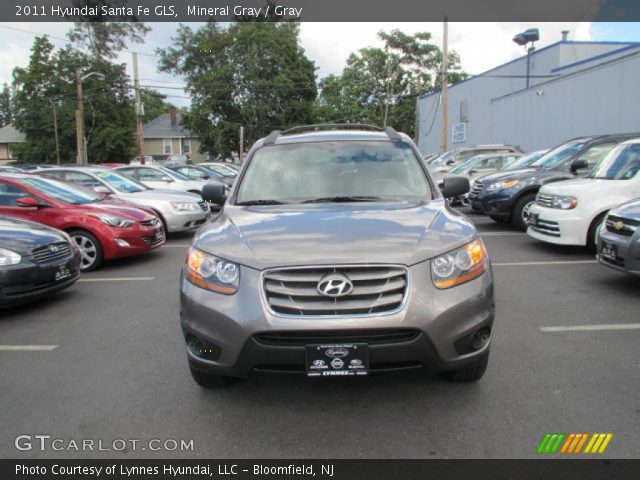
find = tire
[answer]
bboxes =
[587,212,607,253]
[442,354,489,383]
[68,229,103,272]
[189,365,236,388]
[512,193,537,231]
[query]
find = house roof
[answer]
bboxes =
[143,112,196,139]
[0,124,26,144]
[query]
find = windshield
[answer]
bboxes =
[19,176,102,205]
[538,140,586,170]
[449,156,482,174]
[161,167,190,181]
[590,143,640,180]
[94,170,147,193]
[505,152,545,171]
[236,141,431,204]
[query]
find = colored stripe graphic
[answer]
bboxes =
[539,433,613,454]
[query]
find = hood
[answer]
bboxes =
[194,201,477,269]
[540,177,633,197]
[88,199,155,221]
[117,189,202,203]
[610,198,640,221]
[0,216,68,254]
[475,168,539,184]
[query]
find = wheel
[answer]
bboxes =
[512,193,537,231]
[587,212,607,253]
[68,229,103,272]
[442,354,489,382]
[189,365,236,388]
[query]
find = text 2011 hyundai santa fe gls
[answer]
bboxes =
[180,125,495,387]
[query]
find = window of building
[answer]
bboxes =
[163,138,172,154]
[181,138,191,154]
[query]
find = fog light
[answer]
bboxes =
[185,334,221,361]
[471,327,491,351]
[115,239,130,247]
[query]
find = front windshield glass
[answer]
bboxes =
[19,176,102,204]
[590,143,640,180]
[94,170,147,193]
[505,152,545,171]
[236,141,431,204]
[161,167,189,180]
[538,141,586,170]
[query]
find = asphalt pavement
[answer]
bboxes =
[1,210,639,459]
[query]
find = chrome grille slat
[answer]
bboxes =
[605,215,639,237]
[263,265,408,317]
[31,242,72,264]
[536,194,554,208]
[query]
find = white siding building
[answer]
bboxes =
[417,39,640,154]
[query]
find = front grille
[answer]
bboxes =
[254,329,420,346]
[605,215,639,238]
[599,254,625,268]
[263,265,408,316]
[536,194,554,208]
[31,242,73,264]
[529,218,560,237]
[139,217,161,227]
[468,181,483,200]
[198,201,208,212]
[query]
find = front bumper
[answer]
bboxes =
[0,252,81,307]
[103,223,166,260]
[469,190,514,218]
[596,225,640,276]
[526,204,588,246]
[180,261,495,378]
[164,210,209,233]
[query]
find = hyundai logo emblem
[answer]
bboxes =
[317,273,354,297]
[49,245,59,253]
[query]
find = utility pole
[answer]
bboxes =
[132,52,146,165]
[239,126,244,163]
[439,16,449,154]
[75,69,85,165]
[52,103,60,165]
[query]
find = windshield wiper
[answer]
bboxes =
[301,196,383,203]
[236,199,290,206]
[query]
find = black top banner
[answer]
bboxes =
[3,459,640,480]
[3,0,640,22]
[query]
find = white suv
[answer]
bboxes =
[527,138,640,247]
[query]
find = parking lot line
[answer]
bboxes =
[78,277,155,282]
[493,260,597,266]
[479,232,526,236]
[162,244,192,248]
[0,345,58,351]
[540,324,640,333]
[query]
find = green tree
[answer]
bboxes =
[0,83,12,128]
[140,88,174,124]
[317,29,467,138]
[67,1,150,60]
[157,21,317,158]
[11,36,136,164]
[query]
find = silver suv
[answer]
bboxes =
[180,125,495,387]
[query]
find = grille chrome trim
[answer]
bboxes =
[536,194,554,208]
[31,242,73,264]
[254,329,421,347]
[261,264,410,318]
[605,215,639,238]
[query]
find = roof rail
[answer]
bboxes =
[263,130,282,146]
[383,126,402,141]
[262,124,404,144]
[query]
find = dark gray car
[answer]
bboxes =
[180,125,495,387]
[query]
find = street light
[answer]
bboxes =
[75,70,105,165]
[512,28,540,89]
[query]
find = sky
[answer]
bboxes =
[1,22,639,108]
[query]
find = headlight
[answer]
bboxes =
[487,179,520,191]
[95,214,135,228]
[170,202,201,212]
[0,248,22,266]
[185,248,239,294]
[541,194,578,210]
[431,239,488,289]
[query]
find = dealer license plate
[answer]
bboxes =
[600,241,618,261]
[306,343,369,377]
[54,264,73,282]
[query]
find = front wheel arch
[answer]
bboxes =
[586,211,608,251]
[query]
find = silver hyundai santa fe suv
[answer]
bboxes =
[180,125,495,387]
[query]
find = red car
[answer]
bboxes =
[0,174,165,271]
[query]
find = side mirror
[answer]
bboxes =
[446,159,455,166]
[201,182,227,206]
[570,159,588,173]
[468,169,478,174]
[16,196,44,208]
[161,176,173,182]
[441,176,470,199]
[93,185,111,195]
